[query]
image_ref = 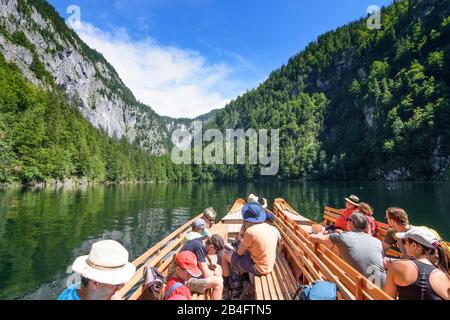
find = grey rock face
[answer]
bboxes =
[0,0,169,154]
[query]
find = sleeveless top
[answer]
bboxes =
[398,260,443,300]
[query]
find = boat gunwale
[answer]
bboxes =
[119,199,246,300]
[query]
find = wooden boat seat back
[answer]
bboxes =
[118,214,204,300]
[274,199,393,300]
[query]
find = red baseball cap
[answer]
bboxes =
[176,251,201,278]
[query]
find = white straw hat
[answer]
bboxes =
[72,240,136,285]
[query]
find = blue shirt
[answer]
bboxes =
[181,238,207,263]
[57,284,81,300]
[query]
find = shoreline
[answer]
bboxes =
[1,177,449,191]
[0,178,162,191]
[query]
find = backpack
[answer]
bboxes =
[293,281,337,300]
[143,266,166,300]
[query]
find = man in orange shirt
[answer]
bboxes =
[333,195,361,231]
[221,203,279,278]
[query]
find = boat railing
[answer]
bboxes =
[118,213,203,300]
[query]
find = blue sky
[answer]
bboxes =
[48,0,393,118]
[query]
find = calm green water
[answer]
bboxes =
[0,181,449,300]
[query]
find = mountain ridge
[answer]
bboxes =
[0,0,172,154]
[1,0,449,184]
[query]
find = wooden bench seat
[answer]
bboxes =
[254,252,298,300]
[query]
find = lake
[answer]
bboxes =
[0,181,449,300]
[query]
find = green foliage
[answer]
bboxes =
[7,31,54,84]
[0,54,188,184]
[3,0,449,183]
[204,0,450,181]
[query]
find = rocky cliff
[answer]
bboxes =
[0,0,170,154]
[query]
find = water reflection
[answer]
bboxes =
[0,181,449,300]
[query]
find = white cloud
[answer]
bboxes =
[73,22,246,118]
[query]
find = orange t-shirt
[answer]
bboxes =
[238,223,278,275]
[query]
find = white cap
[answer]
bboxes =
[396,227,440,249]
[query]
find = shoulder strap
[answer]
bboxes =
[164,282,184,300]
[292,285,308,300]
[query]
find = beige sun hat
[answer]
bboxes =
[344,195,360,207]
[72,240,136,285]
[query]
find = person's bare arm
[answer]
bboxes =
[382,241,392,253]
[309,232,331,245]
[430,270,450,300]
[237,241,250,256]
[198,261,213,278]
[384,264,399,299]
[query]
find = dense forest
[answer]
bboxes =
[202,0,450,181]
[0,54,193,184]
[1,0,450,185]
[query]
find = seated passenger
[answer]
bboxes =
[57,240,136,300]
[180,234,225,300]
[164,251,202,300]
[385,227,450,300]
[221,202,279,284]
[247,194,268,209]
[201,207,218,237]
[309,213,387,289]
[383,207,416,268]
[184,219,208,241]
[333,195,360,231]
[358,202,377,237]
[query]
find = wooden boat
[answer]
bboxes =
[118,198,395,300]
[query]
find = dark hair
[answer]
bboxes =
[81,277,90,288]
[406,240,450,279]
[206,234,224,252]
[435,241,450,279]
[349,213,369,231]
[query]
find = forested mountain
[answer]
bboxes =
[0,53,193,184]
[204,0,450,181]
[0,0,170,155]
[0,0,196,184]
[1,0,449,185]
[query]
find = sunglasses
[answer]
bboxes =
[401,239,413,245]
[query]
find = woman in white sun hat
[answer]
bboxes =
[58,240,136,300]
[385,227,450,300]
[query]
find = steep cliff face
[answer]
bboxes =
[0,0,170,154]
